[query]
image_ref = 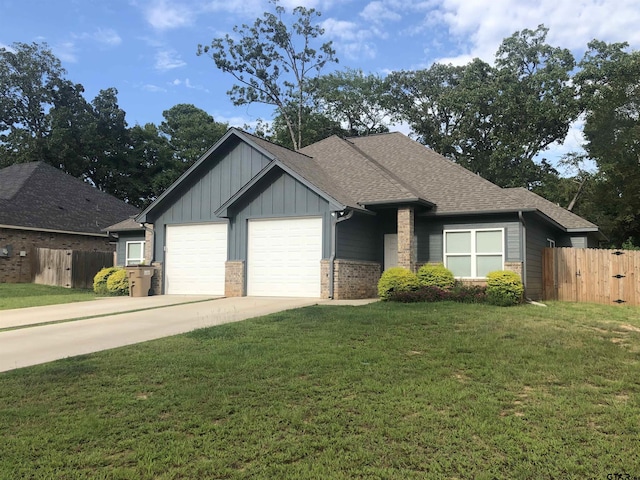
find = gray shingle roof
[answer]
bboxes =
[103,217,144,232]
[0,162,140,235]
[299,132,598,232]
[345,132,517,213]
[505,187,598,230]
[300,135,421,205]
[240,132,362,209]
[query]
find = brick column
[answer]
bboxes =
[143,224,154,263]
[320,259,331,299]
[397,207,416,271]
[225,261,245,297]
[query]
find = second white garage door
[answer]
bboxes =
[165,223,227,295]
[247,217,322,297]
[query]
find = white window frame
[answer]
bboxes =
[443,228,504,279]
[125,241,145,266]
[546,238,556,248]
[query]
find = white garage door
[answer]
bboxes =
[247,217,322,297]
[165,223,227,295]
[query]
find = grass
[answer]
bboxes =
[1,301,639,479]
[0,283,98,310]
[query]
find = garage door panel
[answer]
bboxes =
[247,217,322,297]
[165,224,227,295]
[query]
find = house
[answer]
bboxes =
[0,162,140,283]
[109,128,602,300]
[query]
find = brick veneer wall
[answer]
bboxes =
[333,259,381,299]
[0,227,113,283]
[225,261,245,297]
[150,261,163,295]
[320,260,331,299]
[503,261,523,279]
[144,224,154,263]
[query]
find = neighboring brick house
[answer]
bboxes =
[109,128,602,300]
[0,162,140,283]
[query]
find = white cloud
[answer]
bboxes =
[144,0,195,30]
[168,77,210,92]
[74,28,122,47]
[143,84,167,92]
[360,1,402,24]
[322,17,377,60]
[54,42,78,63]
[429,0,640,65]
[92,28,122,46]
[155,49,186,71]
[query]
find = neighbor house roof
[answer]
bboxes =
[103,217,144,233]
[0,162,140,235]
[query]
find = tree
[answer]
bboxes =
[46,79,95,176]
[313,68,389,136]
[127,123,175,207]
[0,42,66,165]
[266,104,347,149]
[159,104,227,169]
[385,25,578,188]
[577,41,640,246]
[197,0,337,150]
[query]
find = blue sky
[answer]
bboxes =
[2,0,640,167]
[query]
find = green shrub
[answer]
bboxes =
[93,267,119,295]
[106,269,129,296]
[377,267,420,301]
[417,263,456,289]
[486,270,524,306]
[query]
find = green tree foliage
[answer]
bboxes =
[0,42,66,165]
[260,104,347,149]
[198,0,337,150]
[577,41,640,246]
[313,68,389,136]
[385,25,577,188]
[159,104,228,167]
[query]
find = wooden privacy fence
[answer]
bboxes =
[32,248,114,289]
[542,247,640,306]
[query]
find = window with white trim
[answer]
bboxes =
[125,241,145,266]
[444,228,504,278]
[546,238,556,248]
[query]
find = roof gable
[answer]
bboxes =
[0,162,139,235]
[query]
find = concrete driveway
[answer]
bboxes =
[0,296,356,373]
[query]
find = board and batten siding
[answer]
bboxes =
[336,213,382,263]
[150,141,272,263]
[115,231,145,266]
[228,170,332,260]
[416,215,522,264]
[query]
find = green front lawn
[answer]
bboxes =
[0,283,98,310]
[1,301,639,478]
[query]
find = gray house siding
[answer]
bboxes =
[228,170,332,260]
[417,215,522,264]
[149,141,272,263]
[524,214,558,300]
[336,212,382,262]
[568,236,587,248]
[115,231,145,266]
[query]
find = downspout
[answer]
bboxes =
[329,210,354,299]
[518,211,528,297]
